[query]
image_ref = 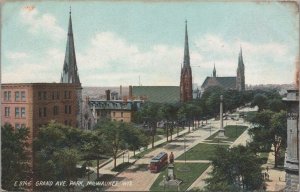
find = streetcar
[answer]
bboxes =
[148,152,168,173]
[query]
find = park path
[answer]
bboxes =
[262,149,286,191]
[187,119,252,191]
[105,121,221,191]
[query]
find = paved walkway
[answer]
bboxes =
[105,122,220,191]
[187,119,252,191]
[262,150,286,191]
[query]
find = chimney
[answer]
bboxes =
[120,85,123,100]
[105,90,111,101]
[129,85,133,100]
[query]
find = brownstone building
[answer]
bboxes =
[180,20,193,102]
[1,83,78,144]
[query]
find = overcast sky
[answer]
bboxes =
[1,1,299,87]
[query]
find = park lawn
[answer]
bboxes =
[205,125,248,143]
[150,163,210,192]
[176,143,229,160]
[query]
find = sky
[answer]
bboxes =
[1,1,299,87]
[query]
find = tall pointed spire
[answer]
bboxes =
[213,63,216,77]
[183,20,190,66]
[236,47,245,91]
[180,20,193,102]
[238,46,244,66]
[61,8,80,84]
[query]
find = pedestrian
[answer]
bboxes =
[266,166,269,172]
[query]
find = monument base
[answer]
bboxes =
[215,130,227,139]
[159,179,182,191]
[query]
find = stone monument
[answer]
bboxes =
[218,95,226,138]
[283,89,299,192]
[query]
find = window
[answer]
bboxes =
[5,107,10,117]
[69,91,71,99]
[15,91,20,101]
[21,107,26,118]
[69,120,72,126]
[69,106,71,114]
[56,91,60,99]
[39,108,42,117]
[121,112,124,118]
[43,107,47,117]
[15,123,20,129]
[4,91,7,101]
[53,106,59,115]
[15,107,20,118]
[38,92,42,100]
[113,112,116,117]
[4,91,12,101]
[21,91,26,101]
[64,91,67,99]
[43,92,47,100]
[65,105,68,114]
[52,92,55,100]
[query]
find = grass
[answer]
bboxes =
[150,163,210,191]
[205,125,248,143]
[176,143,229,160]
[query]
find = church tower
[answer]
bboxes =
[60,9,83,128]
[213,63,216,77]
[180,20,193,102]
[236,47,245,91]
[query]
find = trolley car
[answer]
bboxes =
[148,152,168,173]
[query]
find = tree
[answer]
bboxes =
[33,122,85,190]
[251,93,268,111]
[1,124,30,191]
[96,120,128,168]
[204,146,263,191]
[81,131,109,179]
[247,110,287,167]
[270,111,287,167]
[123,125,148,156]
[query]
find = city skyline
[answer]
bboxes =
[2,1,299,86]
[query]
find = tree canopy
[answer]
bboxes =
[1,124,30,191]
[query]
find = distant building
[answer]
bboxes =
[60,9,83,128]
[131,86,180,103]
[180,20,193,102]
[201,48,246,93]
[87,90,143,124]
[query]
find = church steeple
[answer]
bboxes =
[183,20,190,67]
[213,63,216,77]
[60,8,80,84]
[180,20,193,102]
[236,47,245,91]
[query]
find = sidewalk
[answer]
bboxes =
[187,120,252,191]
[105,122,220,191]
[262,151,286,191]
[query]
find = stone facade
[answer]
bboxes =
[1,83,78,167]
[283,89,299,192]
